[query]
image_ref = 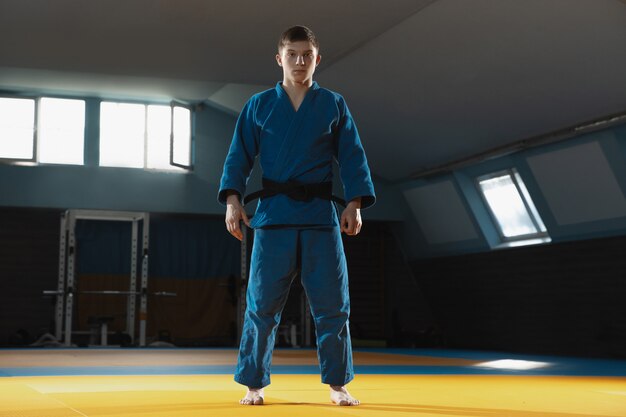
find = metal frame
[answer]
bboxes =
[54,213,67,340]
[169,100,194,170]
[55,209,150,346]
[139,215,150,346]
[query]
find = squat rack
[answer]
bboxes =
[47,209,151,346]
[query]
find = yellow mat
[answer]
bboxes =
[1,374,625,417]
[0,349,479,367]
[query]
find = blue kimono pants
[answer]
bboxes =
[234,226,354,388]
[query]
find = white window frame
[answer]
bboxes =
[476,168,549,244]
[169,100,194,170]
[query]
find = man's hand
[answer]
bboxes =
[225,193,251,241]
[340,198,362,236]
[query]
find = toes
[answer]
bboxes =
[240,396,263,405]
[332,394,360,406]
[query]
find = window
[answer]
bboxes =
[477,169,549,246]
[171,106,192,169]
[1,95,192,170]
[100,102,146,168]
[39,98,85,165]
[146,104,171,169]
[0,96,85,165]
[0,97,36,161]
[100,101,193,171]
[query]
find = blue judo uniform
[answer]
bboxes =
[218,81,375,388]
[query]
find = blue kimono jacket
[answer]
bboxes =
[218,81,375,228]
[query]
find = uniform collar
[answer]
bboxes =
[275,81,320,96]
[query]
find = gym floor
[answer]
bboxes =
[1,348,625,416]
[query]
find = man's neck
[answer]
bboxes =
[282,79,313,94]
[281,79,313,112]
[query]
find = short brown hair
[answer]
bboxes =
[278,25,320,52]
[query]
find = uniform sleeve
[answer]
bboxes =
[217,98,260,205]
[334,97,376,209]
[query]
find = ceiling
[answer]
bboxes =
[1,0,625,181]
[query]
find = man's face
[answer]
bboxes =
[276,40,321,84]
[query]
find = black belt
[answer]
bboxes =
[243,178,346,207]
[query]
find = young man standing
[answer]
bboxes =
[218,25,375,406]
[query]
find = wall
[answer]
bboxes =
[393,122,626,357]
[395,122,626,260]
[412,233,626,358]
[0,207,59,345]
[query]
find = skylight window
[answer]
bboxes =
[0,97,36,160]
[100,101,192,171]
[477,169,549,245]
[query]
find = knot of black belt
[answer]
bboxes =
[243,178,346,206]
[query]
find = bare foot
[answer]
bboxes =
[240,387,264,405]
[330,385,360,406]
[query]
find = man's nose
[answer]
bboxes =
[296,55,305,65]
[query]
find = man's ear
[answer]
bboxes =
[316,54,322,66]
[276,53,282,67]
